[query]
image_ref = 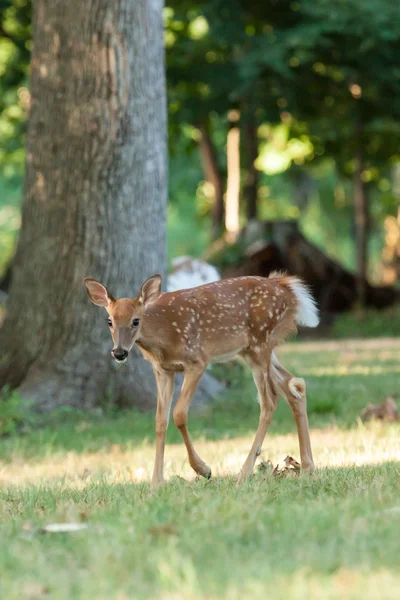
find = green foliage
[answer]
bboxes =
[0,0,31,175]
[167,152,212,260]
[167,0,400,172]
[283,1,400,180]
[207,239,247,271]
[164,0,400,274]
[1,0,400,277]
[0,174,21,273]
[0,385,34,435]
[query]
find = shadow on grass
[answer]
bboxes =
[1,366,400,462]
[2,461,400,508]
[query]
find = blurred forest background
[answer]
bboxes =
[1,0,400,289]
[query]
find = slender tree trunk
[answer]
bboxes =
[0,0,167,410]
[198,121,225,239]
[244,118,259,221]
[225,110,240,242]
[354,148,369,307]
[382,165,400,284]
[293,168,314,211]
[0,262,12,294]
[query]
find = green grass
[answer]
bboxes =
[2,338,400,599]
[330,306,400,339]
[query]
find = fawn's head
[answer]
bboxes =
[84,274,162,363]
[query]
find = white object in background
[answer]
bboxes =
[42,523,88,533]
[167,256,220,292]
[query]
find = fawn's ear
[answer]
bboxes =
[139,274,162,308]
[84,278,115,307]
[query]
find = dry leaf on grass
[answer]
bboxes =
[22,582,49,599]
[272,455,301,478]
[80,468,92,480]
[257,459,274,474]
[257,455,301,478]
[148,523,178,537]
[360,396,399,422]
[41,523,88,533]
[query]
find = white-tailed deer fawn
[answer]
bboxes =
[84,273,318,486]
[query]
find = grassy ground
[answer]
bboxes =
[329,307,400,339]
[1,338,400,599]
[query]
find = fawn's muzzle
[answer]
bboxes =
[112,348,128,362]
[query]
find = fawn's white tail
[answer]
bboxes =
[288,278,319,328]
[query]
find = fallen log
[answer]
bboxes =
[216,220,400,313]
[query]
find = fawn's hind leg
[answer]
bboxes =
[237,354,279,484]
[271,353,315,473]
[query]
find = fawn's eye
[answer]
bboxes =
[132,318,140,328]
[107,318,112,327]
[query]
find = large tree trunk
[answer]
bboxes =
[354,147,369,307]
[0,0,167,410]
[198,121,225,239]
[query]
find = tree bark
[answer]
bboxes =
[244,118,259,221]
[198,121,225,239]
[354,147,369,307]
[0,0,167,410]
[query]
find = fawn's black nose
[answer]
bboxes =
[113,349,128,361]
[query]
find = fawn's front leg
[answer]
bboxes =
[151,368,174,487]
[173,365,211,479]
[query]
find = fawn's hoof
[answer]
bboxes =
[302,463,315,475]
[151,478,165,488]
[237,471,250,486]
[196,464,212,479]
[191,458,212,480]
[202,465,212,479]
